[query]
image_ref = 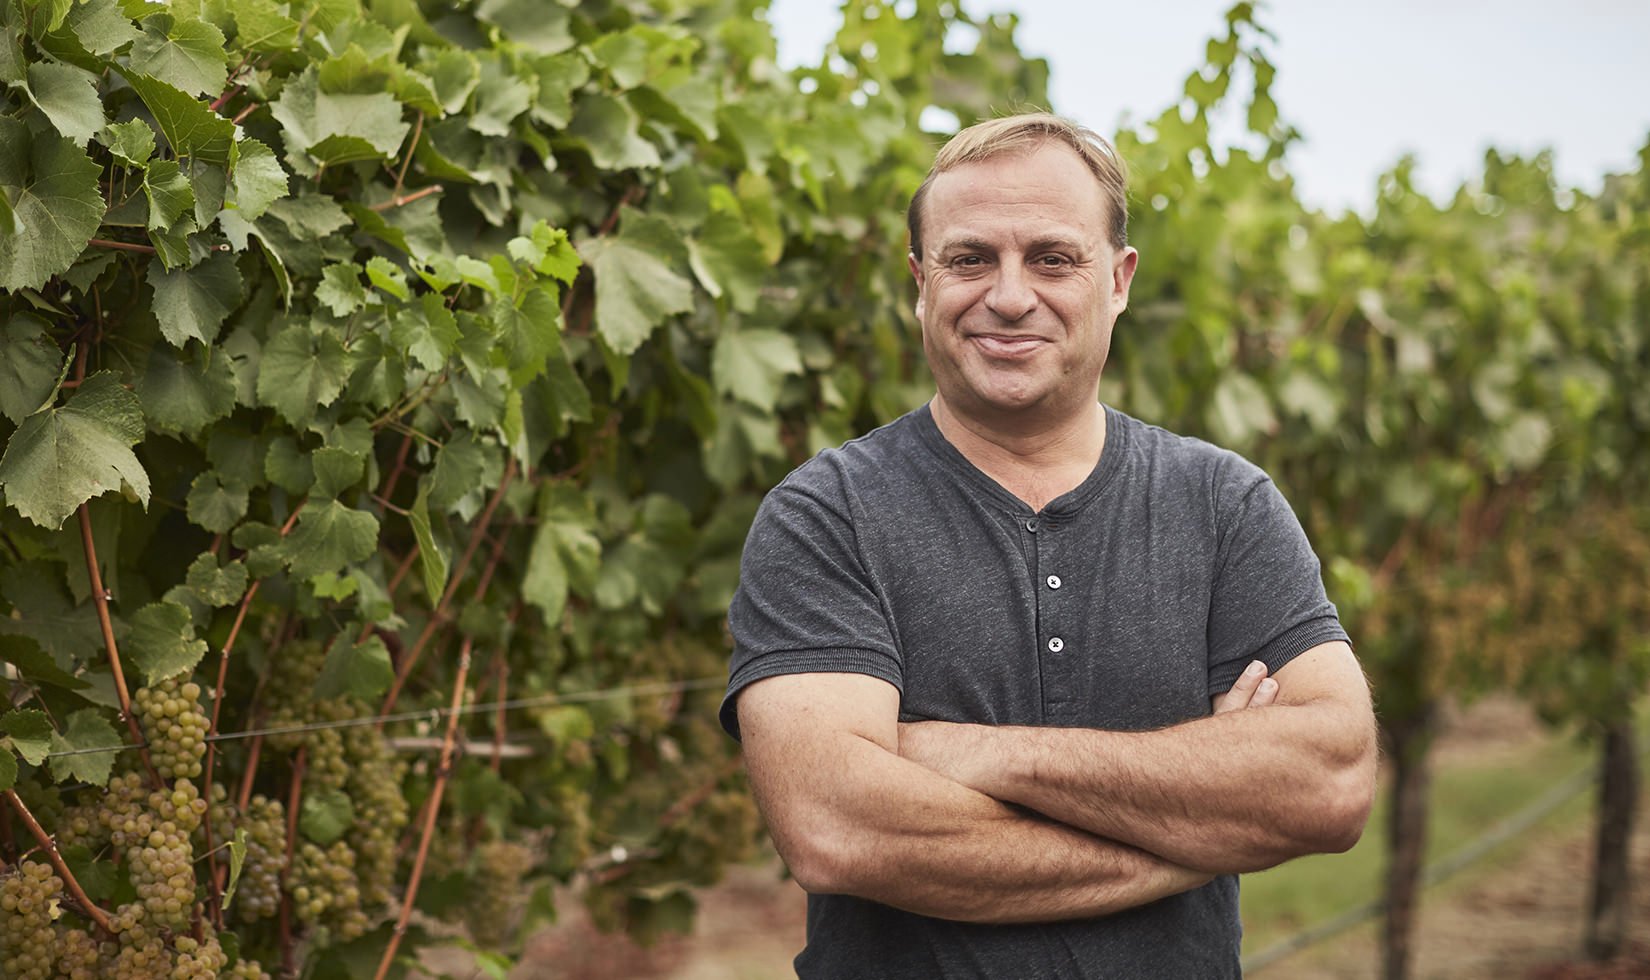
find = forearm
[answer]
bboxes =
[978,702,1373,872]
[759,732,1209,923]
[902,648,1378,874]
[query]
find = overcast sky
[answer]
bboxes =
[767,0,1650,214]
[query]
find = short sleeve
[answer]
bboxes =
[1205,472,1349,696]
[720,473,902,740]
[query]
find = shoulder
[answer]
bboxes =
[762,408,931,512]
[1109,408,1272,512]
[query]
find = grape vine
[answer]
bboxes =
[0,0,1644,975]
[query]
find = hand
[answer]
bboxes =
[1213,660,1278,714]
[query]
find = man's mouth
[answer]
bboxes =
[969,334,1047,358]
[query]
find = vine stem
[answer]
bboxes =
[2,790,115,935]
[87,237,157,254]
[79,505,162,787]
[279,745,307,980]
[374,636,473,980]
[202,503,303,923]
[368,184,443,212]
[390,111,424,199]
[378,456,516,722]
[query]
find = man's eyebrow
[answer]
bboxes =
[932,236,994,255]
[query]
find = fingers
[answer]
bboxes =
[1213,660,1272,714]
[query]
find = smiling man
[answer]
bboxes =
[721,113,1377,978]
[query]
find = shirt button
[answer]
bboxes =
[1047,636,1065,653]
[1046,574,1062,590]
[1025,519,1039,532]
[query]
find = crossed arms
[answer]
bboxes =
[736,641,1377,924]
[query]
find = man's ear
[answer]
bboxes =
[908,252,925,319]
[1114,246,1139,310]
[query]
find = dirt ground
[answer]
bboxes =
[499,697,1648,980]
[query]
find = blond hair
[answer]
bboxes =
[907,112,1130,257]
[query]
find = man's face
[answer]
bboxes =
[909,142,1137,429]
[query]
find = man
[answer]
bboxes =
[720,112,1377,978]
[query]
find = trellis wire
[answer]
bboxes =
[38,676,727,761]
[1243,733,1650,974]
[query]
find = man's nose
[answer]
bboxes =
[984,263,1038,321]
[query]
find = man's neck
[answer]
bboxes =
[929,397,1107,512]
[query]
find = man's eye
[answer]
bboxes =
[951,255,985,269]
[1036,254,1071,268]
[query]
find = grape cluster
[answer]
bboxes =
[290,839,369,941]
[134,676,209,780]
[171,932,229,978]
[55,926,100,979]
[101,903,166,978]
[224,957,275,979]
[122,779,203,930]
[467,839,534,949]
[202,785,287,923]
[341,709,408,909]
[0,861,62,980]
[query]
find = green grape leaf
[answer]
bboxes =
[101,118,156,167]
[257,322,350,426]
[688,210,766,313]
[0,564,101,662]
[298,786,354,845]
[528,51,587,129]
[311,445,364,498]
[491,284,561,385]
[184,553,248,607]
[365,256,408,300]
[48,708,119,786]
[567,92,660,171]
[129,13,228,97]
[120,71,235,163]
[389,293,460,371]
[579,210,693,355]
[307,570,357,600]
[425,429,495,517]
[1206,373,1277,449]
[25,61,104,144]
[147,250,242,348]
[142,158,195,232]
[263,435,313,494]
[229,137,288,219]
[523,484,600,627]
[231,0,299,53]
[712,328,802,411]
[65,0,139,56]
[0,313,68,424]
[0,708,53,765]
[0,372,149,530]
[270,66,409,167]
[475,0,572,55]
[0,633,88,694]
[282,499,379,579]
[507,221,581,284]
[316,262,366,316]
[267,192,350,238]
[126,600,207,684]
[134,343,236,437]
[408,484,449,604]
[468,57,533,137]
[0,750,13,791]
[315,634,392,701]
[222,828,247,912]
[0,118,105,291]
[186,470,248,534]
[427,49,479,114]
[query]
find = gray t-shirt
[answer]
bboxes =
[723,403,1348,979]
